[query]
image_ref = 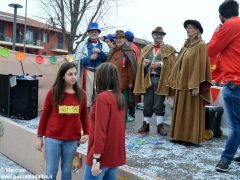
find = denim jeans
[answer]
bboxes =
[83,165,118,180]
[220,85,240,162]
[128,106,135,117]
[44,137,78,180]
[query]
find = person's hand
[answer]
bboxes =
[79,135,89,144]
[92,48,101,54]
[91,162,102,176]
[91,53,98,60]
[192,87,199,96]
[128,84,133,89]
[144,59,150,66]
[36,137,43,152]
[151,62,162,69]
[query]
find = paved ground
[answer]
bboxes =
[1,109,240,179]
[0,153,39,180]
[122,109,240,179]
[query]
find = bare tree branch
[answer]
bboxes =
[37,0,121,53]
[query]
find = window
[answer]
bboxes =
[43,33,50,43]
[42,52,47,55]
[26,49,33,54]
[25,30,33,43]
[0,25,4,41]
[58,35,63,49]
[33,32,38,45]
[47,34,50,42]
[16,29,21,43]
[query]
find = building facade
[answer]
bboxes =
[0,11,68,55]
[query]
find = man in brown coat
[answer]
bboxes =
[107,30,137,122]
[134,27,176,136]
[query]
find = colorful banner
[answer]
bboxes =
[0,48,10,57]
[49,56,57,64]
[16,52,25,61]
[36,55,44,64]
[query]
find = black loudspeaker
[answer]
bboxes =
[0,74,38,120]
[0,74,11,116]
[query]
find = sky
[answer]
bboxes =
[0,0,237,51]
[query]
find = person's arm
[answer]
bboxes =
[93,93,110,154]
[80,92,89,135]
[75,41,91,66]
[208,23,235,57]
[91,93,109,176]
[36,90,53,152]
[37,90,53,136]
[98,51,107,63]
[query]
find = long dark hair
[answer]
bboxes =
[52,62,83,107]
[95,62,125,110]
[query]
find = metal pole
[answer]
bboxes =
[12,6,17,51]
[8,3,23,51]
[23,0,27,53]
[9,3,23,73]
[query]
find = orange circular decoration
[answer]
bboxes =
[36,55,44,64]
[16,52,25,61]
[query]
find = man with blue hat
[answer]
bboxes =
[75,22,109,109]
[125,31,140,61]
[124,31,141,122]
[103,34,114,49]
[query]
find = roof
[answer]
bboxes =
[0,11,63,33]
[134,37,151,45]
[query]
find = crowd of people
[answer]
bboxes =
[36,0,240,179]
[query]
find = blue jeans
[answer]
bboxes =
[44,137,78,180]
[220,85,240,162]
[83,165,118,180]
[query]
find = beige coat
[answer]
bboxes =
[134,43,176,95]
[167,36,212,144]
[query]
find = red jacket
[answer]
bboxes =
[208,17,240,85]
[86,91,126,167]
[210,55,222,81]
[37,89,89,140]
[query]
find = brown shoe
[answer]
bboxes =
[157,124,167,136]
[138,121,150,133]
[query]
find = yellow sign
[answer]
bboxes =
[59,106,79,114]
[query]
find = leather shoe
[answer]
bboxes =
[138,121,149,133]
[157,123,167,136]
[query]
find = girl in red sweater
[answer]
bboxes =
[84,62,126,180]
[36,62,89,180]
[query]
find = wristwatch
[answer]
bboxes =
[92,157,101,164]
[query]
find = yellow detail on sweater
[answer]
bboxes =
[211,64,216,70]
[59,106,79,114]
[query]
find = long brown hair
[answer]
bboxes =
[52,62,83,107]
[95,62,125,110]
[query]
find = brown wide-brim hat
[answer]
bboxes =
[152,26,166,35]
[115,30,125,38]
[184,20,203,34]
